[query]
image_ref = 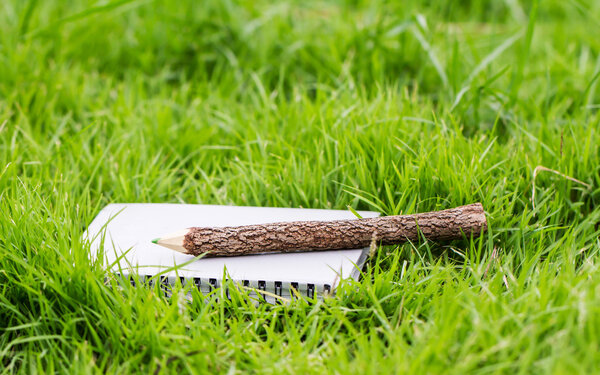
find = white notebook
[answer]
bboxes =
[85,204,380,302]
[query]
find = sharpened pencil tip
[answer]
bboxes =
[151,238,159,244]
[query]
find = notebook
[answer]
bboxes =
[85,203,380,302]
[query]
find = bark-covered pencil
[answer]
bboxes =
[152,203,487,257]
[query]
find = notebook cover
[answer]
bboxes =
[85,203,380,297]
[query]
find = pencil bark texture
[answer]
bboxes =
[184,203,487,257]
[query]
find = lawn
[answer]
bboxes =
[1,0,600,373]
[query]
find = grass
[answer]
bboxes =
[1,0,600,373]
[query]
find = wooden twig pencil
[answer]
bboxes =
[152,203,487,257]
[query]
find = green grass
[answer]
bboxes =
[1,0,600,373]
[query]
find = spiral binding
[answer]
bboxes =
[111,273,327,301]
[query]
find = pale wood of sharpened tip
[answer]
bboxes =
[155,203,487,257]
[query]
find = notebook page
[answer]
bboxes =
[86,204,380,287]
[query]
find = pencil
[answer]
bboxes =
[152,203,487,257]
